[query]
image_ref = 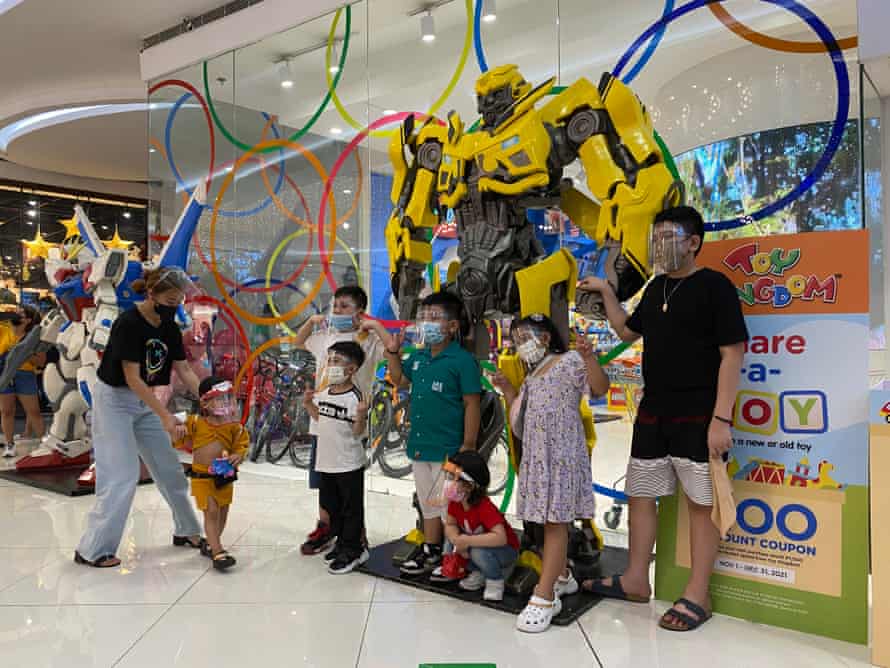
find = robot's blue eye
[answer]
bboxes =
[501,136,520,150]
[443,155,453,164]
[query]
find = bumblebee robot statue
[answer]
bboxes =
[385,65,682,593]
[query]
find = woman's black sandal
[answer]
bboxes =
[212,551,236,571]
[74,551,120,568]
[173,535,203,549]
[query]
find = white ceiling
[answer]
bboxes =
[0,0,863,184]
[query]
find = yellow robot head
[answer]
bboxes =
[475,64,533,129]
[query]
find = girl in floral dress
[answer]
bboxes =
[492,314,609,633]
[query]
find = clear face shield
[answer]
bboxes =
[153,267,201,301]
[200,381,236,419]
[649,223,695,275]
[413,306,452,346]
[512,318,548,366]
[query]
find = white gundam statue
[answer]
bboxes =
[0,184,207,478]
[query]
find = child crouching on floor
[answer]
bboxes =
[437,450,520,601]
[303,341,370,574]
[175,376,248,571]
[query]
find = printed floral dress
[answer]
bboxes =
[515,351,596,524]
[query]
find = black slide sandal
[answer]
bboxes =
[74,552,120,568]
[659,598,712,632]
[173,535,203,549]
[581,574,650,603]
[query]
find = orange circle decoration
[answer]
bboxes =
[208,138,337,326]
[708,3,856,53]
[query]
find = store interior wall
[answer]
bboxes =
[145,0,870,392]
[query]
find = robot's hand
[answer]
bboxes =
[40,309,67,345]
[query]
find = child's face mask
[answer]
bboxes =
[325,353,354,385]
[443,479,468,503]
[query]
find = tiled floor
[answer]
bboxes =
[0,466,876,668]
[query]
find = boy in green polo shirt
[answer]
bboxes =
[385,291,482,576]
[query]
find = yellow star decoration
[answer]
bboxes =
[22,228,56,259]
[60,216,81,241]
[103,226,133,250]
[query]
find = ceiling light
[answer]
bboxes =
[481,0,496,22]
[343,222,350,230]
[383,109,397,116]
[278,60,294,89]
[223,166,233,173]
[28,200,36,206]
[421,12,436,42]
[123,211,132,219]
[330,127,343,135]
[26,209,36,218]
[343,189,352,194]
[102,225,109,230]
[330,42,340,74]
[149,147,157,153]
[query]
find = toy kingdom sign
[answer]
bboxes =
[655,230,869,644]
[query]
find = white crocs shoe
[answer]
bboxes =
[555,571,579,597]
[516,594,562,633]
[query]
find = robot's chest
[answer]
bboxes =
[438,118,551,202]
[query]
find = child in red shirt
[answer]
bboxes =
[441,450,519,601]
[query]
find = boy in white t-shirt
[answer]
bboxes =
[302,341,370,574]
[294,286,393,555]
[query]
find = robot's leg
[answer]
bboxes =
[16,367,90,470]
[391,492,427,566]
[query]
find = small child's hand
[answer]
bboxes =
[356,399,369,416]
[491,371,514,393]
[228,452,244,467]
[302,389,316,408]
[173,423,187,442]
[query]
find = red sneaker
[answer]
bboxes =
[300,523,335,555]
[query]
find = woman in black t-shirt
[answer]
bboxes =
[75,268,204,568]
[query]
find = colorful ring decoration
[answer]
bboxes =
[265,227,365,335]
[316,112,444,291]
[325,2,473,138]
[148,79,216,192]
[708,2,856,53]
[208,138,336,326]
[612,0,849,232]
[201,6,351,153]
[164,94,285,218]
[233,336,297,396]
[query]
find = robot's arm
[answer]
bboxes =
[385,115,448,319]
[86,248,128,353]
[543,74,683,310]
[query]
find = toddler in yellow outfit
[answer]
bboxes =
[176,376,248,571]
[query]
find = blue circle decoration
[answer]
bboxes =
[776,503,818,542]
[612,0,849,232]
[736,498,773,535]
[164,94,286,219]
